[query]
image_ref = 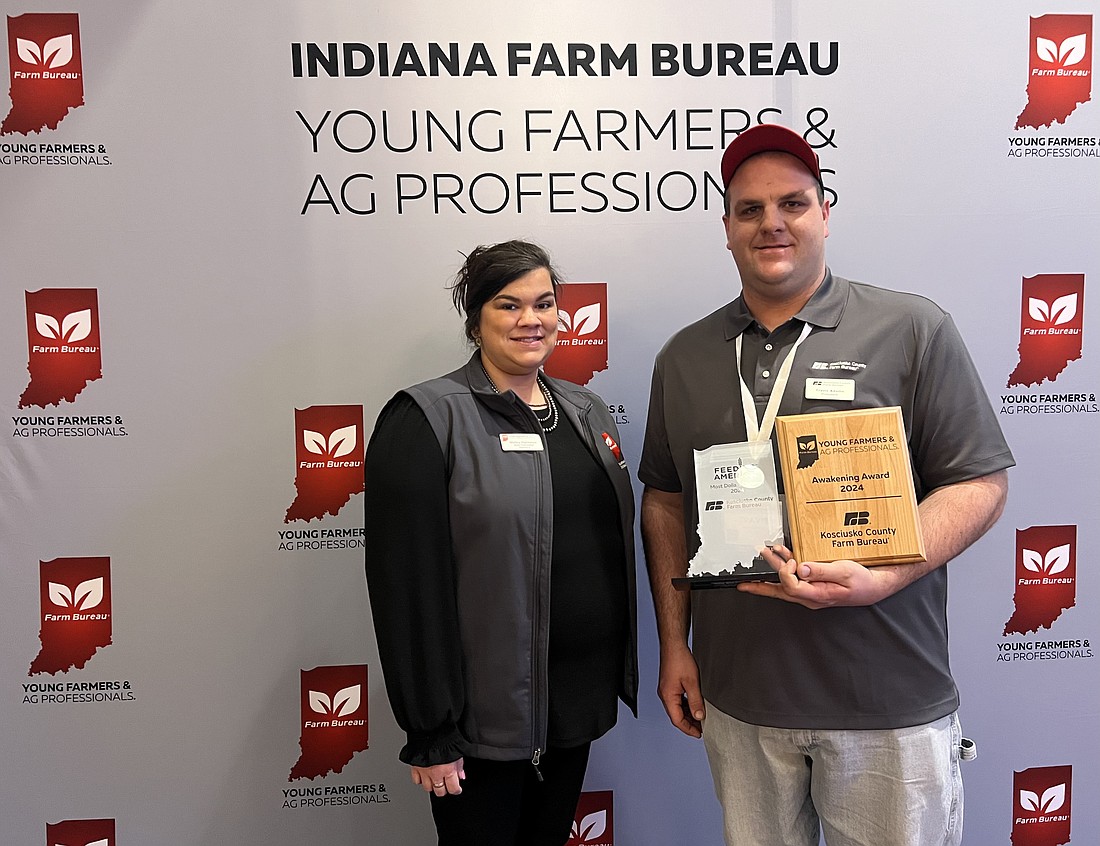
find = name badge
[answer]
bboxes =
[499,433,544,451]
[805,377,855,401]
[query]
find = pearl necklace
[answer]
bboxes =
[481,366,559,433]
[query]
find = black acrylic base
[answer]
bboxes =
[673,570,780,590]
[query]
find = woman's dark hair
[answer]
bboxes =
[449,240,563,343]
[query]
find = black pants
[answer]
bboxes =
[429,744,591,846]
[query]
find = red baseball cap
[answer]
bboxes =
[721,124,822,189]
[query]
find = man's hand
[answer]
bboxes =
[642,486,706,736]
[737,544,906,608]
[657,642,705,737]
[739,472,1010,608]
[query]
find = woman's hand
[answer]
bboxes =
[411,758,466,796]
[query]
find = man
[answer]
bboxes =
[639,124,1013,846]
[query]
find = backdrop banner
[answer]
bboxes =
[2,2,1097,844]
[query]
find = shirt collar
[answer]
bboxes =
[722,269,848,340]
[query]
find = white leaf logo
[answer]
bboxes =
[571,810,607,842]
[1020,783,1066,813]
[572,303,601,336]
[48,582,72,608]
[1036,37,1059,63]
[308,684,361,717]
[47,577,104,610]
[16,37,42,65]
[304,430,327,455]
[51,841,109,846]
[1036,34,1088,67]
[1044,544,1070,575]
[1022,545,1071,575]
[1039,783,1066,813]
[57,840,110,846]
[328,425,356,458]
[35,313,61,339]
[14,34,73,69]
[1027,294,1077,326]
[558,304,601,336]
[308,690,331,714]
[1049,294,1077,325]
[73,577,104,610]
[331,684,361,716]
[1058,34,1087,67]
[43,34,73,68]
[303,425,357,458]
[35,309,92,343]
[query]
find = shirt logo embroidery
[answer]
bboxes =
[810,360,867,372]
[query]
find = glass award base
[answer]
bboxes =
[673,556,780,590]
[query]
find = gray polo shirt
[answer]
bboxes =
[640,272,1014,729]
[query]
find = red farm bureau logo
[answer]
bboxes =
[1004,526,1076,636]
[289,664,369,780]
[542,282,608,387]
[1007,274,1084,388]
[567,790,614,846]
[1012,765,1071,846]
[284,405,364,522]
[2,12,84,135]
[1016,14,1092,129]
[30,556,112,675]
[19,288,103,408]
[46,818,115,846]
[602,431,624,466]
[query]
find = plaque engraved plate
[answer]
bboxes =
[774,407,925,565]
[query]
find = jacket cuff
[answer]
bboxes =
[399,724,468,767]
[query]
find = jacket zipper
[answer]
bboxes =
[529,399,549,777]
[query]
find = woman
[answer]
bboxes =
[364,240,637,846]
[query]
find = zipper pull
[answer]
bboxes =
[531,748,544,783]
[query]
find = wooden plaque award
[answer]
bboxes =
[774,407,926,565]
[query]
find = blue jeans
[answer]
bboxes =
[701,703,964,846]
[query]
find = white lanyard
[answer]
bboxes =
[734,321,813,442]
